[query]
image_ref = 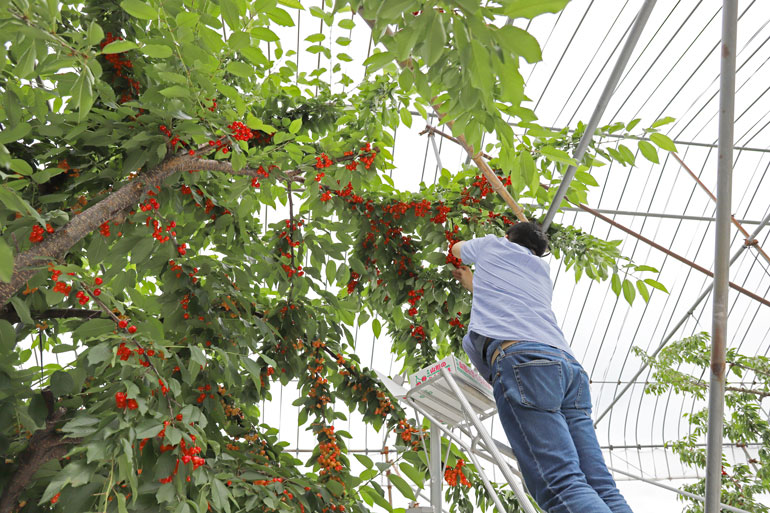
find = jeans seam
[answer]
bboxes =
[502,389,578,513]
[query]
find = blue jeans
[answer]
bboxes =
[490,341,633,513]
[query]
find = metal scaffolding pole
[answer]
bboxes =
[429,424,442,513]
[560,207,766,225]
[705,2,737,511]
[542,0,657,231]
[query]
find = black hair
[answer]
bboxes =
[505,222,549,257]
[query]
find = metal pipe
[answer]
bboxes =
[463,446,508,513]
[406,401,516,511]
[576,202,770,308]
[439,368,539,513]
[560,207,767,225]
[430,423,442,513]
[705,3,738,511]
[671,153,770,265]
[608,467,753,513]
[542,0,657,231]
[594,208,770,426]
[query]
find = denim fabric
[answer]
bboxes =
[491,341,633,513]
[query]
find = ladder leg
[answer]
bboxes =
[429,423,442,513]
[464,447,508,512]
[440,368,539,513]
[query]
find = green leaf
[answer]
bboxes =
[498,25,542,63]
[289,118,302,134]
[399,107,412,128]
[610,273,621,296]
[644,278,669,294]
[389,474,415,500]
[0,320,15,353]
[363,51,395,73]
[574,170,598,187]
[142,44,173,58]
[160,85,190,98]
[51,371,75,396]
[372,318,381,338]
[422,12,447,67]
[226,61,253,78]
[399,462,424,487]
[251,27,279,42]
[0,238,13,282]
[15,44,37,79]
[502,0,570,19]
[0,122,31,145]
[220,0,242,30]
[361,485,391,511]
[325,478,344,497]
[636,280,650,303]
[621,278,636,305]
[637,140,659,164]
[651,116,676,128]
[120,0,158,20]
[71,72,94,119]
[278,0,304,8]
[649,133,677,152]
[354,453,373,469]
[73,318,115,340]
[10,297,32,325]
[135,420,163,438]
[156,482,176,503]
[540,146,577,166]
[101,40,139,54]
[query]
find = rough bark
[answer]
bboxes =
[0,405,81,513]
[0,154,289,309]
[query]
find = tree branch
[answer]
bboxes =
[0,308,104,324]
[0,154,306,309]
[0,406,81,513]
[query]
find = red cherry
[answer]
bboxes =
[93,288,102,296]
[127,325,137,334]
[176,414,183,421]
[94,277,103,285]
[118,320,128,329]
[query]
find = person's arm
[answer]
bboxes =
[451,240,466,259]
[452,265,473,292]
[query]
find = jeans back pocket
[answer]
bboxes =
[513,360,563,412]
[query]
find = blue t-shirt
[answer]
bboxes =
[460,235,572,381]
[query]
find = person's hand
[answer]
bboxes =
[452,265,473,292]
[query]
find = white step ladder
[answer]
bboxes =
[377,356,540,513]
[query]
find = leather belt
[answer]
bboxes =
[490,340,521,366]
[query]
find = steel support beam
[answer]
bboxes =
[560,207,767,225]
[542,0,657,231]
[705,3,738,511]
[609,467,752,513]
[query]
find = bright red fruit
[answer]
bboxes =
[127,325,137,334]
[118,320,128,329]
[93,288,101,296]
[95,277,103,285]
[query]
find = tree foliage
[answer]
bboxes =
[0,0,676,512]
[635,333,770,512]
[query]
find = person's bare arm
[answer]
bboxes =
[451,240,466,259]
[452,265,473,292]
